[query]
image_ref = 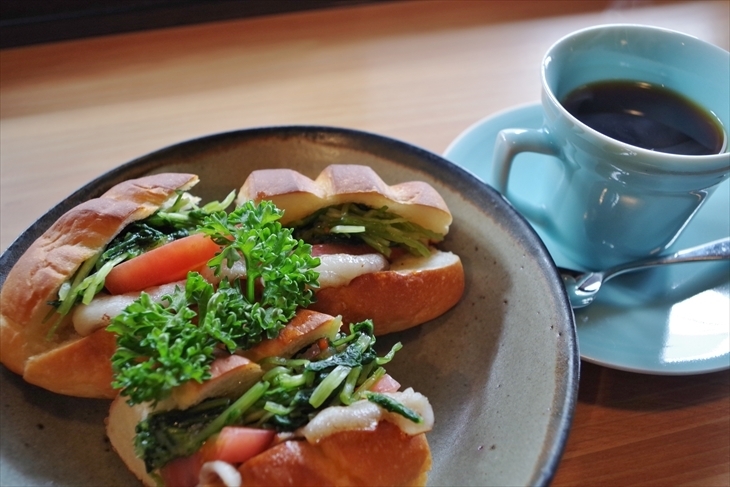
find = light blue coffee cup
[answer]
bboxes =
[491,24,730,270]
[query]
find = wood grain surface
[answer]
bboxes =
[2,1,728,485]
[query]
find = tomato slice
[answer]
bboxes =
[371,373,401,393]
[199,427,275,465]
[104,233,221,295]
[159,453,202,487]
[158,427,274,486]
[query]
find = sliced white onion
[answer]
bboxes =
[380,388,435,436]
[71,281,184,336]
[72,255,249,337]
[300,388,433,443]
[197,460,242,487]
[316,253,388,288]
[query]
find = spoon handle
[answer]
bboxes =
[603,236,730,282]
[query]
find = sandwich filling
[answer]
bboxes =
[289,203,444,258]
[46,190,236,338]
[133,320,431,479]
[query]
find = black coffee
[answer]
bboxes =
[562,80,724,155]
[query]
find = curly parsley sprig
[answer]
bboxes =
[198,200,320,313]
[108,200,321,406]
[108,286,212,405]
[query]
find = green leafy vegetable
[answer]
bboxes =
[143,190,236,229]
[108,200,320,405]
[46,190,235,337]
[289,203,444,257]
[134,321,412,472]
[99,223,185,269]
[136,381,271,473]
[364,392,423,424]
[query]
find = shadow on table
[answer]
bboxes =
[578,360,729,411]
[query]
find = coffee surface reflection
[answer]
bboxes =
[562,80,725,156]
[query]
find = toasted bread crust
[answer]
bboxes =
[23,328,118,397]
[311,250,464,335]
[238,165,452,236]
[239,421,431,487]
[242,310,340,362]
[0,173,198,398]
[169,355,264,411]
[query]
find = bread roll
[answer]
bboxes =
[108,383,432,487]
[311,248,463,334]
[238,165,464,334]
[0,173,199,398]
[108,398,432,487]
[239,421,432,487]
[107,396,155,486]
[238,164,452,235]
[106,307,433,487]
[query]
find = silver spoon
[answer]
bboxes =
[559,237,730,309]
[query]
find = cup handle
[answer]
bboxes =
[491,128,561,227]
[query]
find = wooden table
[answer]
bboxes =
[2,1,728,485]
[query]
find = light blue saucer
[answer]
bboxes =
[445,103,730,375]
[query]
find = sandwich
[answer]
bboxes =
[0,173,231,398]
[107,315,434,487]
[238,164,465,335]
